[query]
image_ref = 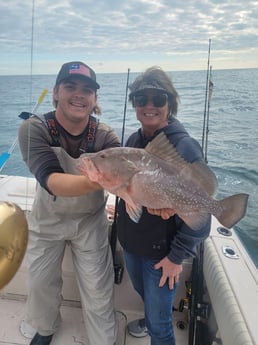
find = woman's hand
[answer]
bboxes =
[147,208,176,220]
[154,257,182,290]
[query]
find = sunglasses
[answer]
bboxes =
[133,93,168,108]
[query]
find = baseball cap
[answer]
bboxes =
[129,80,168,100]
[55,61,100,89]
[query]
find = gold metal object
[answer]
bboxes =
[0,202,28,289]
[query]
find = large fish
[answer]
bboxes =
[78,132,249,230]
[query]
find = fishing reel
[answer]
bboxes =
[178,280,191,312]
[179,280,210,319]
[0,202,28,289]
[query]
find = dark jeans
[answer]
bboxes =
[125,251,177,345]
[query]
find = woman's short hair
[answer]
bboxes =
[129,66,180,118]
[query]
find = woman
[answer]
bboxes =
[117,66,214,345]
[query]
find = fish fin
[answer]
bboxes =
[191,161,218,196]
[178,211,211,230]
[126,202,143,223]
[146,132,218,197]
[145,132,186,166]
[121,157,140,175]
[215,193,249,228]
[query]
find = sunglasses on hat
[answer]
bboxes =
[133,93,168,108]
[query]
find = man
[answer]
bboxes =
[18,61,120,345]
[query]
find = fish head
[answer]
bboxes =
[79,147,140,192]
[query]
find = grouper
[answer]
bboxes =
[78,132,249,230]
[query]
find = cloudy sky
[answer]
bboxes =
[1,0,258,75]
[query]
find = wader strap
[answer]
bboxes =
[41,112,98,152]
[79,116,98,153]
[44,112,60,145]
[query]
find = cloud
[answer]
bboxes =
[0,0,257,74]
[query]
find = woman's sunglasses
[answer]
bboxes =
[133,93,168,108]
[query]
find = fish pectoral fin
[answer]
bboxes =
[121,157,140,175]
[125,202,143,223]
[178,211,210,231]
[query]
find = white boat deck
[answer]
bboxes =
[0,243,190,345]
[0,175,190,345]
[0,296,190,345]
[1,175,258,345]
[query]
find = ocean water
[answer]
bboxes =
[0,69,257,268]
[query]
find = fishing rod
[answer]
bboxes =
[204,66,213,163]
[0,88,48,172]
[188,40,214,345]
[110,68,130,284]
[201,39,212,155]
[120,69,130,146]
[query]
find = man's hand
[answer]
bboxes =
[154,257,182,290]
[147,208,176,220]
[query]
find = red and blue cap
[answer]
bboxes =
[55,61,100,89]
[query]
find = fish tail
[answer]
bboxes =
[215,193,249,229]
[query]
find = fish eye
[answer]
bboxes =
[99,153,106,159]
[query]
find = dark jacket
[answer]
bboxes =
[117,118,211,264]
